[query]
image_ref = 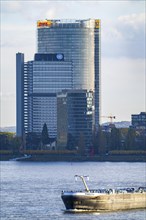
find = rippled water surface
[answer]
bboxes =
[1,161,146,220]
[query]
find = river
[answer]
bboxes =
[1,161,146,219]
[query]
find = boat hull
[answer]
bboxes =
[62,192,146,212]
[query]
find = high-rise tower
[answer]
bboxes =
[37,19,100,129]
[16,19,101,150]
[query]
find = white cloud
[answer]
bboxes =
[45,8,58,19]
[1,1,22,13]
[1,1,68,22]
[102,12,145,58]
[116,13,145,41]
[103,12,145,41]
[118,13,145,30]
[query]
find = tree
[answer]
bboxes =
[0,132,21,152]
[97,127,107,154]
[11,136,21,153]
[0,133,9,150]
[120,128,129,150]
[41,123,49,145]
[26,132,40,149]
[125,127,136,150]
[110,127,121,150]
[0,132,14,150]
[92,126,107,154]
[67,133,76,150]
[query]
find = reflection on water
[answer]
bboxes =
[1,162,146,220]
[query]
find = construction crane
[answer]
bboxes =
[101,115,116,124]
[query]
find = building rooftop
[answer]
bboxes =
[37,19,100,29]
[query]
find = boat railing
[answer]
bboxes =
[62,175,146,195]
[62,187,146,195]
[136,187,146,193]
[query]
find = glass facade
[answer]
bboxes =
[22,54,73,137]
[16,53,24,136]
[132,112,146,128]
[16,19,101,150]
[94,25,101,129]
[37,19,100,129]
[33,61,72,93]
[38,20,95,90]
[57,90,93,151]
[67,91,93,150]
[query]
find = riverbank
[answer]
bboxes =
[1,152,146,162]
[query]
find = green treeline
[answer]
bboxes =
[25,123,52,150]
[92,126,146,154]
[0,132,21,152]
[0,126,145,154]
[0,123,52,152]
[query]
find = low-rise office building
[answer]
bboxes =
[57,90,93,152]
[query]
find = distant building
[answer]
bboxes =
[57,90,93,151]
[131,112,146,129]
[16,19,101,152]
[16,53,24,137]
[131,112,146,150]
[16,53,72,137]
[37,19,101,130]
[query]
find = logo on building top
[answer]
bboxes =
[37,20,52,28]
[95,19,100,29]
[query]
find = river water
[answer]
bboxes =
[1,161,146,220]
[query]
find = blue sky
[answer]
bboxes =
[0,0,145,126]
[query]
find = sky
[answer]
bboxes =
[0,0,145,127]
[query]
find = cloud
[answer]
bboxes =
[103,13,145,40]
[45,8,57,19]
[118,13,145,29]
[102,13,145,58]
[1,1,66,21]
[117,13,145,40]
[1,1,22,13]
